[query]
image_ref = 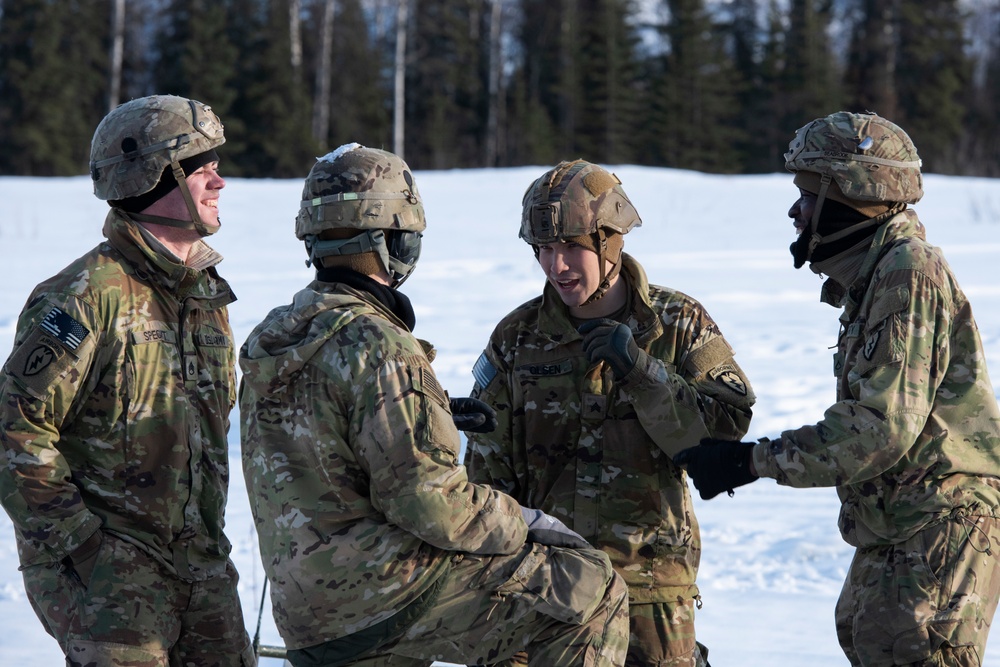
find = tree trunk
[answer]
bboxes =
[312,0,335,142]
[289,0,302,70]
[393,0,409,158]
[485,0,502,166]
[559,0,577,151]
[372,0,386,43]
[108,0,125,111]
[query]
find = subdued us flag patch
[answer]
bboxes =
[472,352,498,390]
[40,307,90,351]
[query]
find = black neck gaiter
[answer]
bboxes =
[316,267,416,332]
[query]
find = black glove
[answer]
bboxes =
[449,396,498,434]
[577,318,643,380]
[673,438,758,500]
[520,507,592,549]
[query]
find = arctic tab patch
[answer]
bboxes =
[39,307,90,351]
[472,352,498,388]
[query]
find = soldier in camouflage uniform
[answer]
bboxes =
[463,160,756,667]
[0,95,255,665]
[239,144,630,667]
[676,112,1000,666]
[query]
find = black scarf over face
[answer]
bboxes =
[790,197,872,267]
[315,267,416,332]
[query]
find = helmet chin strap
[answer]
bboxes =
[805,174,831,266]
[791,174,832,269]
[129,161,218,237]
[581,229,622,305]
[790,173,895,270]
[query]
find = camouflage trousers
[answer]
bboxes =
[489,597,709,667]
[626,598,709,667]
[22,531,256,667]
[835,512,1000,666]
[287,542,630,667]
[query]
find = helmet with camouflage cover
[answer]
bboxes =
[90,94,225,236]
[296,144,425,287]
[784,111,922,268]
[521,159,641,304]
[520,160,640,244]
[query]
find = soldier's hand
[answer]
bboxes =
[520,507,592,549]
[577,319,644,381]
[64,530,103,588]
[673,438,758,500]
[449,396,498,434]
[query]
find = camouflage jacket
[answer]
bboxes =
[239,278,527,649]
[464,255,755,602]
[753,210,1000,546]
[0,209,237,579]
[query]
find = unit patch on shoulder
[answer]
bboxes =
[472,351,498,389]
[709,363,748,396]
[40,307,90,351]
[22,343,59,377]
[4,306,92,398]
[863,328,882,361]
[6,328,73,398]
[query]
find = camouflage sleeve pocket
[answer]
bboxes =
[855,285,910,376]
[410,363,461,460]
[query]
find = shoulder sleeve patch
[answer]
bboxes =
[682,336,733,379]
[5,327,74,398]
[39,306,90,351]
[472,351,498,389]
[708,363,749,396]
[416,366,449,407]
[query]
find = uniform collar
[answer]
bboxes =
[823,209,924,316]
[103,208,234,303]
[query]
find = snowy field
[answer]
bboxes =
[1,166,1000,665]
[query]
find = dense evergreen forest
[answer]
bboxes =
[1,0,998,178]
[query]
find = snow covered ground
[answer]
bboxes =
[1,166,1000,665]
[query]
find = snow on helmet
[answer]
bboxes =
[296,144,425,286]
